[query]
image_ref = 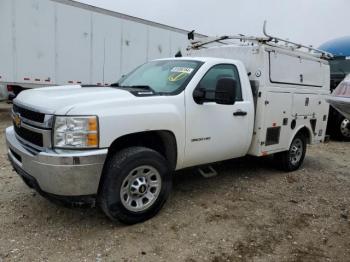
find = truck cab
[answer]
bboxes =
[6,57,255,223]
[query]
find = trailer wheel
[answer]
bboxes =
[337,117,350,141]
[99,147,172,224]
[274,134,307,172]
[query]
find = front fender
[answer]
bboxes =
[98,102,185,168]
[66,93,186,167]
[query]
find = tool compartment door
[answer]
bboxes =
[262,92,292,151]
[269,52,324,87]
[315,95,329,140]
[292,93,318,116]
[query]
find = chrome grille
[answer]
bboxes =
[14,123,44,147]
[12,103,54,151]
[13,104,45,123]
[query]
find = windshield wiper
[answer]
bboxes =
[129,85,153,90]
[111,84,156,93]
[121,85,155,92]
[110,82,120,87]
[112,84,152,89]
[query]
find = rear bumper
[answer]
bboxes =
[6,126,107,196]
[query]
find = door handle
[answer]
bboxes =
[233,110,247,116]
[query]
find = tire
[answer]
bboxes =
[99,147,172,224]
[335,116,350,141]
[274,134,307,172]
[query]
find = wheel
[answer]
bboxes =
[338,117,350,141]
[274,134,307,172]
[99,147,172,224]
[329,110,350,141]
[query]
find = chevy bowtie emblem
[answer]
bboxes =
[14,113,21,128]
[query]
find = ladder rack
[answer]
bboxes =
[188,21,333,59]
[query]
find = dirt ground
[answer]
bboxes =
[0,102,349,262]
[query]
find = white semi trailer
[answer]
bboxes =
[0,0,204,94]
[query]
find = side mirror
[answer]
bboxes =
[193,87,206,104]
[215,78,237,105]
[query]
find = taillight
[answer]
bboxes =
[7,85,13,92]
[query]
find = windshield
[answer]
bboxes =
[115,60,202,94]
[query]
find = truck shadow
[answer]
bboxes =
[9,154,317,230]
[13,156,280,224]
[173,155,278,189]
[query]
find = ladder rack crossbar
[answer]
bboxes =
[189,21,333,59]
[189,35,269,50]
[262,21,333,58]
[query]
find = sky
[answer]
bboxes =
[77,0,349,47]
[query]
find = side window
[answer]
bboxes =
[195,64,243,103]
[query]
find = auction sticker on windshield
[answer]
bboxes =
[170,67,194,74]
[169,67,194,82]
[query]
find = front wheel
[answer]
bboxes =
[274,134,307,172]
[99,147,172,224]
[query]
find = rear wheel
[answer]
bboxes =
[99,147,172,224]
[330,111,350,141]
[339,117,350,141]
[274,134,307,172]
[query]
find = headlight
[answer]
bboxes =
[53,116,99,149]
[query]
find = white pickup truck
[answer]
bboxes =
[6,35,330,224]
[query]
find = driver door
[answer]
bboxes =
[183,63,253,167]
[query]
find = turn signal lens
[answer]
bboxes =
[88,117,98,132]
[87,133,98,147]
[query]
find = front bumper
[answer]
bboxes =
[6,126,108,196]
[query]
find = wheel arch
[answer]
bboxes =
[97,130,177,197]
[106,130,177,168]
[290,125,312,146]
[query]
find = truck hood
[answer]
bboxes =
[14,85,136,115]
